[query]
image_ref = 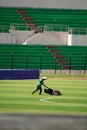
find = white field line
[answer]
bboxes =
[40,98,53,104]
[40,98,87,107]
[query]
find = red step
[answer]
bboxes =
[49,50,58,53]
[27,22,35,26]
[54,55,64,58]
[61,65,71,69]
[18,10,27,14]
[56,60,66,64]
[23,17,33,20]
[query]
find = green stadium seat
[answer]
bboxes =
[0,44,87,70]
[0,7,87,34]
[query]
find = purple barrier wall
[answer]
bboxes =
[0,70,39,79]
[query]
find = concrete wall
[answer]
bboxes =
[0,0,87,9]
[68,34,87,46]
[1,31,87,46]
[24,32,64,45]
[0,33,12,44]
[72,35,87,46]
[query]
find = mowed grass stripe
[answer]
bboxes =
[0,95,87,100]
[0,100,87,108]
[0,103,87,113]
[0,91,86,98]
[0,97,87,104]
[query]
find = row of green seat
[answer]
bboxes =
[55,46,87,70]
[25,8,87,15]
[0,7,27,32]
[0,44,87,70]
[24,8,87,34]
[0,44,58,70]
[0,7,87,34]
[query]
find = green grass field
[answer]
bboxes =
[0,76,87,115]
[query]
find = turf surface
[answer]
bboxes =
[0,77,87,115]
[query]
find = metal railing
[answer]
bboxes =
[0,53,87,74]
[0,24,87,34]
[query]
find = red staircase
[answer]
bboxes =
[46,46,71,69]
[16,9,41,32]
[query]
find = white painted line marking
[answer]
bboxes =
[40,98,87,107]
[40,98,53,104]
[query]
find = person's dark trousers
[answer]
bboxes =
[39,88,42,95]
[32,86,42,95]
